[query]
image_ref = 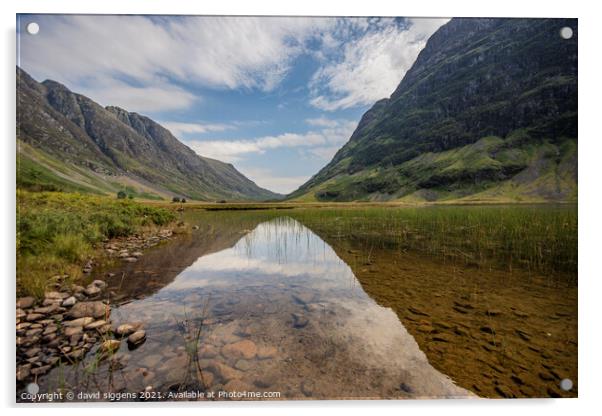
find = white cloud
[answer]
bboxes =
[309,18,449,111]
[19,15,334,113]
[186,119,357,163]
[77,76,197,113]
[159,121,235,137]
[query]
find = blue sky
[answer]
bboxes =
[17,15,448,193]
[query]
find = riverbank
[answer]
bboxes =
[17,190,177,298]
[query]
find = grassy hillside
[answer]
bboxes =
[290,18,577,202]
[291,136,576,203]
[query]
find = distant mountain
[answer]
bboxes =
[16,67,280,201]
[290,18,577,203]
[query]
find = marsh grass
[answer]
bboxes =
[190,204,577,280]
[16,190,176,297]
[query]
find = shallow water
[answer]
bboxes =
[32,217,472,400]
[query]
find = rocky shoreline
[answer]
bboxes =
[16,228,174,384]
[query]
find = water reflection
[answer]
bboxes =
[37,217,471,400]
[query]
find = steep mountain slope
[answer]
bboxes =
[16,67,280,201]
[290,18,577,202]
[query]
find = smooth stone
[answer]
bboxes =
[64,326,83,336]
[115,323,138,336]
[198,344,219,358]
[30,365,51,376]
[26,313,44,321]
[127,330,146,346]
[131,252,143,257]
[92,280,107,289]
[85,319,107,330]
[100,339,121,354]
[25,328,43,337]
[234,359,252,371]
[72,285,85,293]
[33,304,59,314]
[221,339,257,360]
[256,345,277,359]
[16,297,35,309]
[62,296,77,307]
[45,291,69,300]
[67,301,108,319]
[123,257,138,263]
[84,285,101,296]
[210,362,243,382]
[64,317,95,327]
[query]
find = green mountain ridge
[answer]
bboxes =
[289,18,577,203]
[17,67,280,201]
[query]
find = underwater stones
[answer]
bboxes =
[131,251,143,258]
[480,325,496,335]
[140,354,163,368]
[222,339,257,360]
[292,313,309,329]
[234,359,252,371]
[256,345,277,359]
[124,257,138,263]
[68,301,108,319]
[127,330,147,347]
[408,306,429,316]
[223,379,253,393]
[16,296,35,309]
[292,291,316,305]
[516,329,532,341]
[100,339,121,354]
[115,323,142,337]
[211,362,243,382]
[198,344,219,358]
[301,380,315,397]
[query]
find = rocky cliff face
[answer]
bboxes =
[17,68,280,201]
[291,18,577,202]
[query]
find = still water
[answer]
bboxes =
[35,217,471,400]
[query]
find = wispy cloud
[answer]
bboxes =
[159,121,236,137]
[309,18,449,111]
[19,15,334,113]
[187,119,357,163]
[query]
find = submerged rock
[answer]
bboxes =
[221,339,257,360]
[127,330,147,346]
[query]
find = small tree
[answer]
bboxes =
[181,198,187,203]
[117,190,127,199]
[128,194,134,199]
[172,196,180,203]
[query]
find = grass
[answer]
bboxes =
[16,190,177,298]
[188,203,577,280]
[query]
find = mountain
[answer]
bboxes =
[290,18,577,203]
[16,67,280,201]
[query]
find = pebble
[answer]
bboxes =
[256,345,277,359]
[62,296,77,307]
[115,323,138,336]
[100,339,121,354]
[84,285,102,296]
[68,301,108,319]
[222,339,257,360]
[16,297,35,309]
[127,330,146,346]
[64,317,95,327]
[292,313,309,329]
